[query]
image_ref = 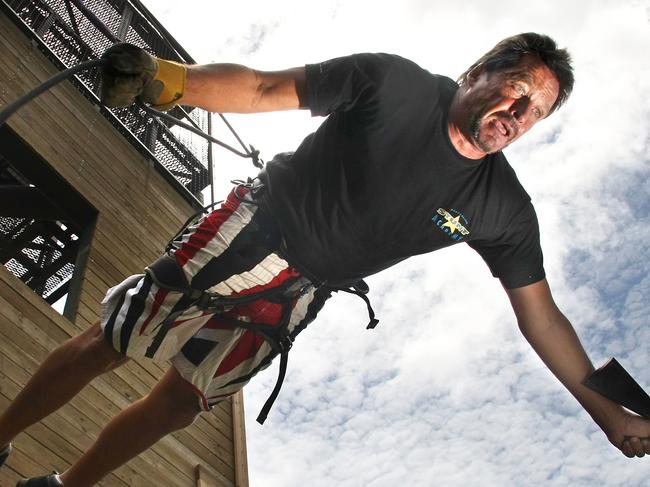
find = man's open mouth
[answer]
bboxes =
[494,117,517,139]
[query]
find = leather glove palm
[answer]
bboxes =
[100,43,186,110]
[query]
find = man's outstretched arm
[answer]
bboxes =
[182,64,307,113]
[100,43,307,113]
[505,278,650,458]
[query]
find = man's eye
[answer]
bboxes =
[513,85,525,96]
[533,107,542,118]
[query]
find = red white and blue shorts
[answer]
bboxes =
[100,187,330,410]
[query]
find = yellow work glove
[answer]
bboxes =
[99,43,186,111]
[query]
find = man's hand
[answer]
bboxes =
[505,279,649,459]
[99,43,186,110]
[605,410,650,458]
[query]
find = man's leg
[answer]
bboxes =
[58,367,202,487]
[0,322,128,450]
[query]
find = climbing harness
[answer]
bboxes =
[146,179,379,424]
[0,55,379,424]
[145,250,313,424]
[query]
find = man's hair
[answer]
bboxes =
[458,33,574,114]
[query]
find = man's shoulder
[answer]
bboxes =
[310,52,454,83]
[485,151,532,204]
[360,54,455,85]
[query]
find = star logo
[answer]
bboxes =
[432,208,470,241]
[441,214,462,234]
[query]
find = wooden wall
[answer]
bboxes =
[0,11,248,487]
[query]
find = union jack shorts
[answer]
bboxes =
[100,186,331,410]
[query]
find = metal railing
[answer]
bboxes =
[1,0,217,207]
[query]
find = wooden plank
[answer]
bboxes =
[0,11,242,484]
[0,30,196,218]
[0,270,237,476]
[0,328,192,486]
[0,278,236,482]
[0,75,192,251]
[232,392,250,487]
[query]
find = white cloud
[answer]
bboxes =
[141,1,650,485]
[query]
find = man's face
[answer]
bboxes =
[463,56,560,154]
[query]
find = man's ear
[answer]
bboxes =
[466,63,485,87]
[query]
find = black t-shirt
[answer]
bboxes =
[259,53,545,289]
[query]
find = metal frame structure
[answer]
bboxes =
[1,0,218,208]
[0,125,97,318]
[0,0,255,315]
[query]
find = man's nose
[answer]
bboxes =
[509,97,531,123]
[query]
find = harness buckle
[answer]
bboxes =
[195,291,234,313]
[278,333,294,353]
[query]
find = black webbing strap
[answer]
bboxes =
[330,283,379,329]
[145,309,182,358]
[258,344,290,424]
[144,256,305,423]
[145,252,380,422]
[203,303,296,424]
[196,278,308,309]
[144,283,297,423]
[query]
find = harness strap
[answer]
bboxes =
[145,308,183,358]
[145,266,379,422]
[145,254,305,422]
[198,299,296,424]
[143,185,380,422]
[258,342,290,424]
[330,284,379,329]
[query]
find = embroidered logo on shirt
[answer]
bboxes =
[432,208,470,242]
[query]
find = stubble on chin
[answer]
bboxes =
[469,114,494,154]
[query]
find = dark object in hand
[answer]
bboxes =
[584,358,650,419]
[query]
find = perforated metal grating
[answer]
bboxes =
[0,214,80,303]
[0,127,95,309]
[3,0,212,200]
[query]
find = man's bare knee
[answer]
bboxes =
[68,323,129,374]
[150,368,203,431]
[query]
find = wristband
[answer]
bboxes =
[150,58,187,110]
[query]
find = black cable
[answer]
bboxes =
[219,113,250,153]
[137,101,263,168]
[0,57,263,169]
[0,58,107,127]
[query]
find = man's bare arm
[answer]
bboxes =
[505,278,650,458]
[182,64,308,113]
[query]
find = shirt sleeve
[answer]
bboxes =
[467,201,545,289]
[305,53,413,117]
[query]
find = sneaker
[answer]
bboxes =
[0,443,11,467]
[16,472,64,486]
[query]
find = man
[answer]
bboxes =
[1,33,648,486]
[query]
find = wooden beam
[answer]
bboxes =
[194,464,206,487]
[231,391,249,487]
[0,10,239,485]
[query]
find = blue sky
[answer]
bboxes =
[144,1,650,485]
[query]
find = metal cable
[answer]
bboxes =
[0,58,107,126]
[0,58,263,168]
[137,101,263,168]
